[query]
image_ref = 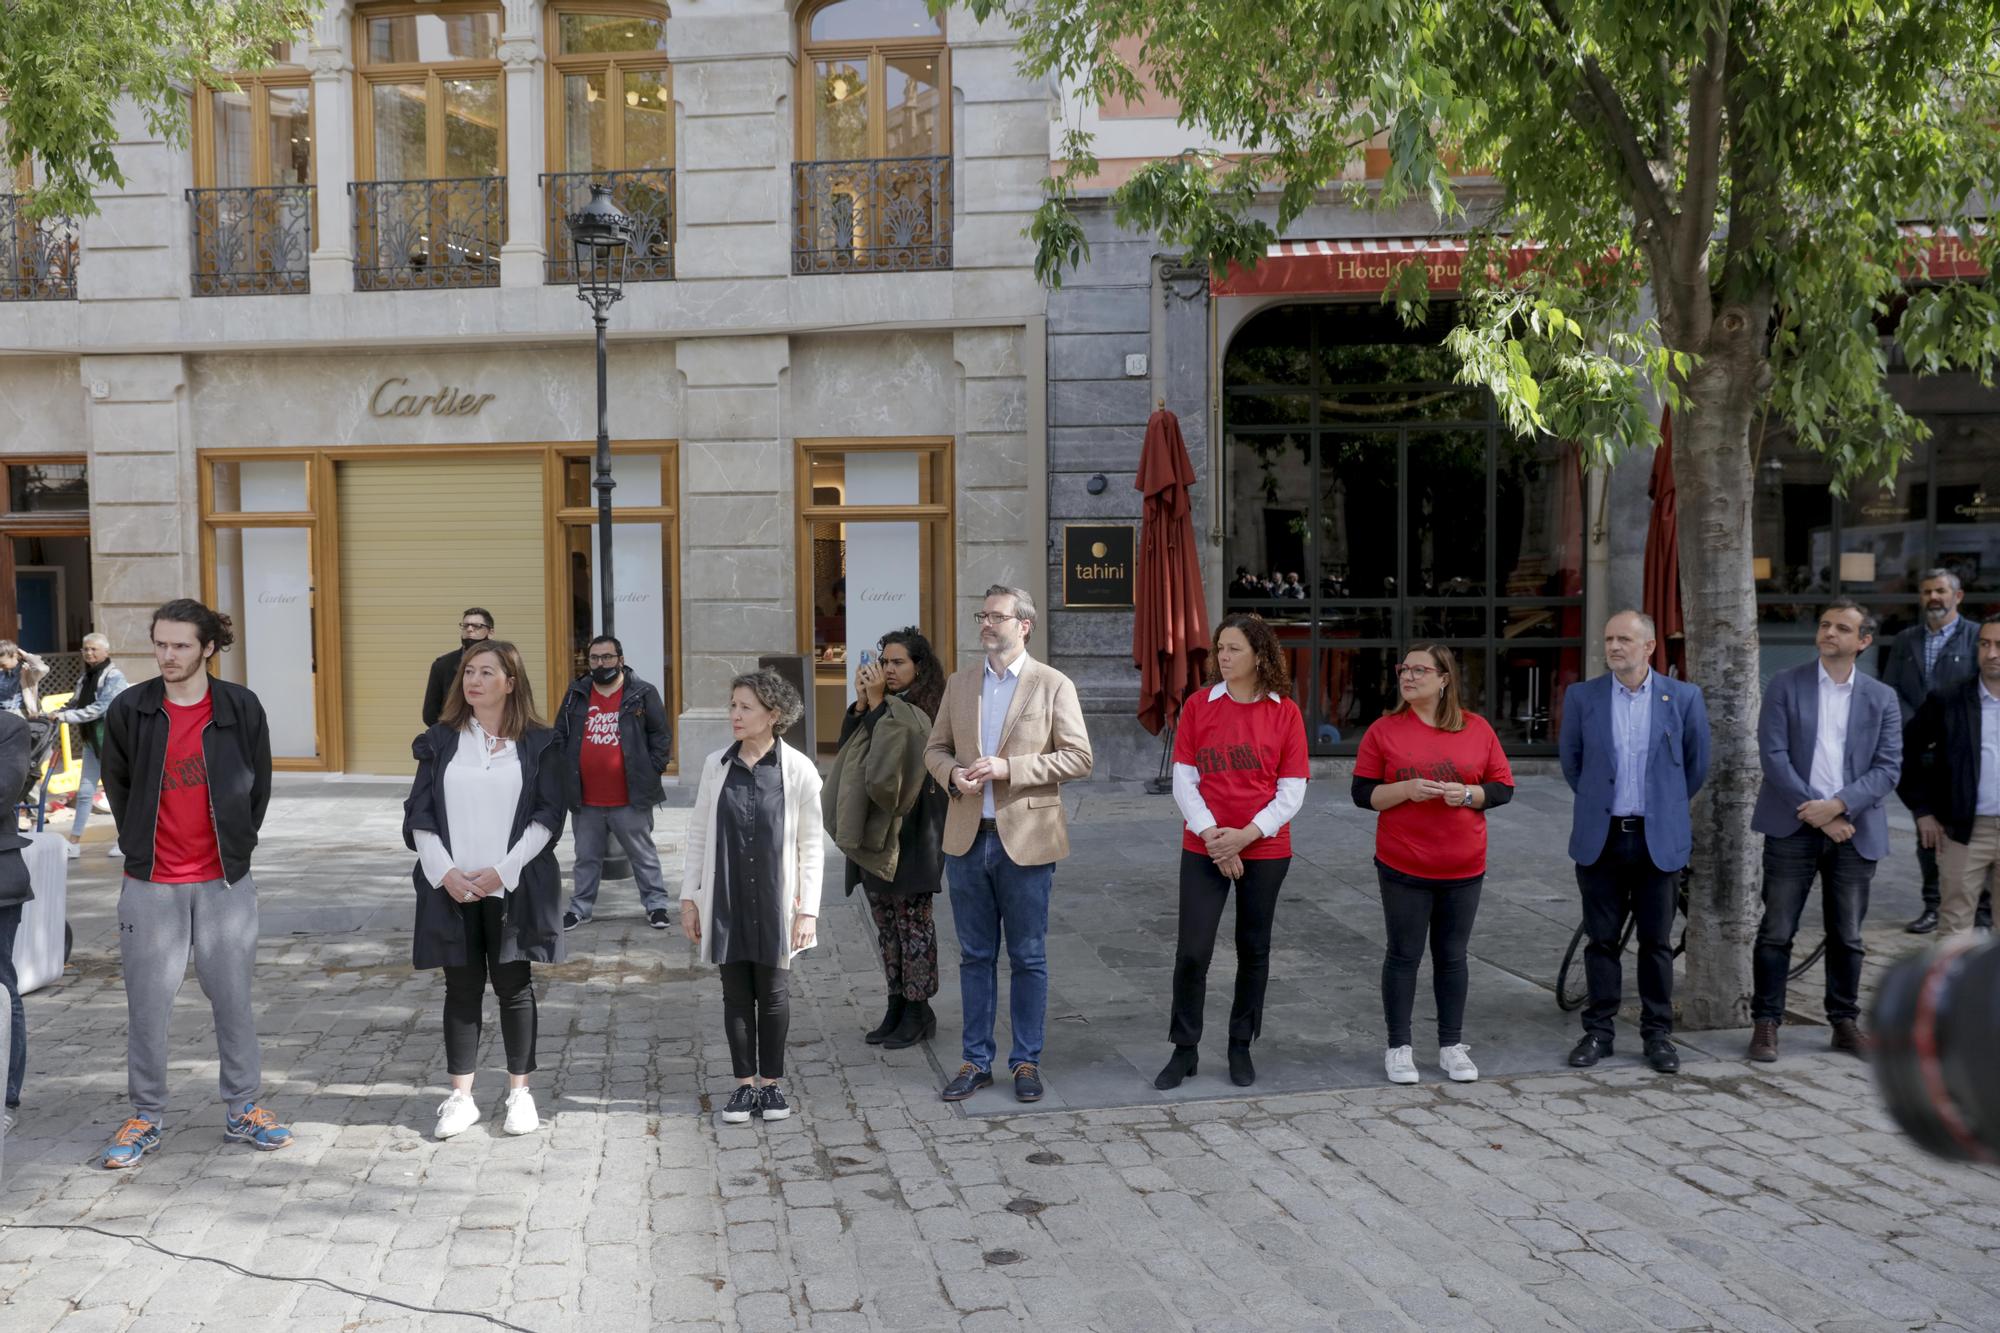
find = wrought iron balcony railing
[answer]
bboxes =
[187,185,314,296]
[542,168,675,285]
[0,195,79,301]
[350,177,504,292]
[792,156,952,275]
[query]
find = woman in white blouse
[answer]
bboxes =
[403,640,567,1140]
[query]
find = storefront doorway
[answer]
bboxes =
[1221,302,1585,755]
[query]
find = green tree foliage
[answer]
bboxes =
[0,0,316,216]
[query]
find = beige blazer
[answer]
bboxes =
[924,654,1093,864]
[679,741,825,970]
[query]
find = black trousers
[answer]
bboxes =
[1576,821,1678,1042]
[1754,828,1875,1024]
[720,960,790,1079]
[442,896,538,1076]
[1169,850,1289,1047]
[1378,862,1482,1048]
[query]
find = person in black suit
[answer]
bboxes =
[1899,613,2000,937]
[0,710,32,1131]
[421,607,495,729]
[1883,569,1987,933]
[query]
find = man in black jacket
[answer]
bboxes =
[421,607,494,728]
[1900,613,2000,938]
[0,710,34,1134]
[1884,570,1987,932]
[555,636,673,930]
[97,598,289,1169]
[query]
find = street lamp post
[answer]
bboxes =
[566,183,637,883]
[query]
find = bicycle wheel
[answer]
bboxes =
[1557,924,1591,1011]
[1789,938,1828,980]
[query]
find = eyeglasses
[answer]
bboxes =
[972,612,1020,626]
[1395,665,1443,679]
[459,622,492,632]
[586,654,622,665]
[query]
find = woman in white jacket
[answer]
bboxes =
[680,668,824,1125]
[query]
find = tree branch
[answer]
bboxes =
[1533,0,1677,244]
[1670,4,1731,345]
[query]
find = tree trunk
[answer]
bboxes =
[1674,324,1769,1029]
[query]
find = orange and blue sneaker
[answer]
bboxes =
[101,1115,162,1169]
[223,1102,293,1152]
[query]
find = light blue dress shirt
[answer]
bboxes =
[978,649,1027,819]
[1611,670,1653,817]
[1925,616,1960,680]
[1979,683,2000,818]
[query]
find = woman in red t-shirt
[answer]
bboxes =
[1351,642,1514,1088]
[1160,614,1309,1090]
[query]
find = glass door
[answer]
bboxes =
[203,458,323,763]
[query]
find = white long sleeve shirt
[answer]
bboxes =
[413,721,553,895]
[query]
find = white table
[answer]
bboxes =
[13,830,69,994]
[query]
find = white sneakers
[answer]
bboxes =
[503,1087,539,1136]
[435,1090,480,1139]
[1438,1044,1479,1083]
[64,840,79,860]
[1385,1045,1418,1085]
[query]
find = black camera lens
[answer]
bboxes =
[1870,937,2000,1163]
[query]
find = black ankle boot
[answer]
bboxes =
[865,996,906,1045]
[1228,1042,1255,1087]
[882,999,935,1049]
[1154,1046,1199,1090]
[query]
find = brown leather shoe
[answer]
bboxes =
[1830,1018,1869,1057]
[1747,1020,1779,1062]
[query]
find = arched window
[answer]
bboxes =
[544,4,673,282]
[793,0,950,273]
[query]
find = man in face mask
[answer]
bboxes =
[422,609,494,728]
[556,635,674,930]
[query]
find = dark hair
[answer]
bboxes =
[152,598,235,654]
[463,607,495,629]
[441,640,544,739]
[588,634,623,656]
[1387,642,1467,732]
[1210,613,1292,698]
[1982,612,2000,629]
[879,625,946,720]
[1822,598,1879,641]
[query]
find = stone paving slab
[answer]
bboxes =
[1,775,1993,1332]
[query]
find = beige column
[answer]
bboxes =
[305,12,356,297]
[79,356,190,681]
[952,327,1037,673]
[499,1,547,288]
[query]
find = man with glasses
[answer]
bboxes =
[925,586,1094,1104]
[555,635,674,930]
[422,608,495,728]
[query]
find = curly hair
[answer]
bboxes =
[731,667,805,735]
[151,598,236,654]
[878,626,946,720]
[1209,613,1292,698]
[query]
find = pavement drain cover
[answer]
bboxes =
[1025,1151,1063,1166]
[1005,1198,1046,1216]
[983,1249,1025,1266]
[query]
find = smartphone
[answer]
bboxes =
[858,648,878,668]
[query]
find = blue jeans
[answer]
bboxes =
[69,745,102,838]
[1753,828,1876,1024]
[946,830,1053,1072]
[0,904,23,1107]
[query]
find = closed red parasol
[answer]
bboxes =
[1133,406,1212,735]
[1643,409,1686,676]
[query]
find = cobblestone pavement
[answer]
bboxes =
[2,777,1997,1331]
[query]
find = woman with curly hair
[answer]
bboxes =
[680,668,825,1125]
[833,627,949,1050]
[1157,613,1309,1090]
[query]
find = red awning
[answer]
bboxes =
[1905,224,1986,281]
[1210,237,1541,298]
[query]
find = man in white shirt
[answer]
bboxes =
[1748,600,1903,1062]
[1898,614,2000,937]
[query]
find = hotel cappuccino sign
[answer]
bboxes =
[369,377,497,418]
[1063,525,1135,609]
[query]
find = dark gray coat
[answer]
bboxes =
[551,671,672,810]
[1882,617,1980,723]
[0,712,32,908]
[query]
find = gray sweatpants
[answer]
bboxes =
[118,876,262,1118]
[567,803,670,918]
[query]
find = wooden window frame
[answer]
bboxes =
[191,70,315,190]
[544,2,674,175]
[797,0,949,161]
[353,1,508,182]
[0,455,91,657]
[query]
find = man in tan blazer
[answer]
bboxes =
[925,584,1093,1103]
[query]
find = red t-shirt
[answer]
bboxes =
[1353,709,1514,880]
[579,687,628,807]
[1173,686,1310,859]
[153,694,225,884]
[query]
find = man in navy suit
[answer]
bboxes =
[1748,599,1903,1062]
[1559,611,1711,1073]
[1882,569,1986,933]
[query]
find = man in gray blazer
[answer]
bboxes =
[1748,600,1903,1062]
[1882,568,1986,933]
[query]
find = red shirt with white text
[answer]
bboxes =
[579,686,628,807]
[152,693,226,884]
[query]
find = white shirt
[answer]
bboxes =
[1809,662,1855,802]
[413,721,554,896]
[977,647,1027,819]
[1171,682,1309,838]
[1979,683,2000,818]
